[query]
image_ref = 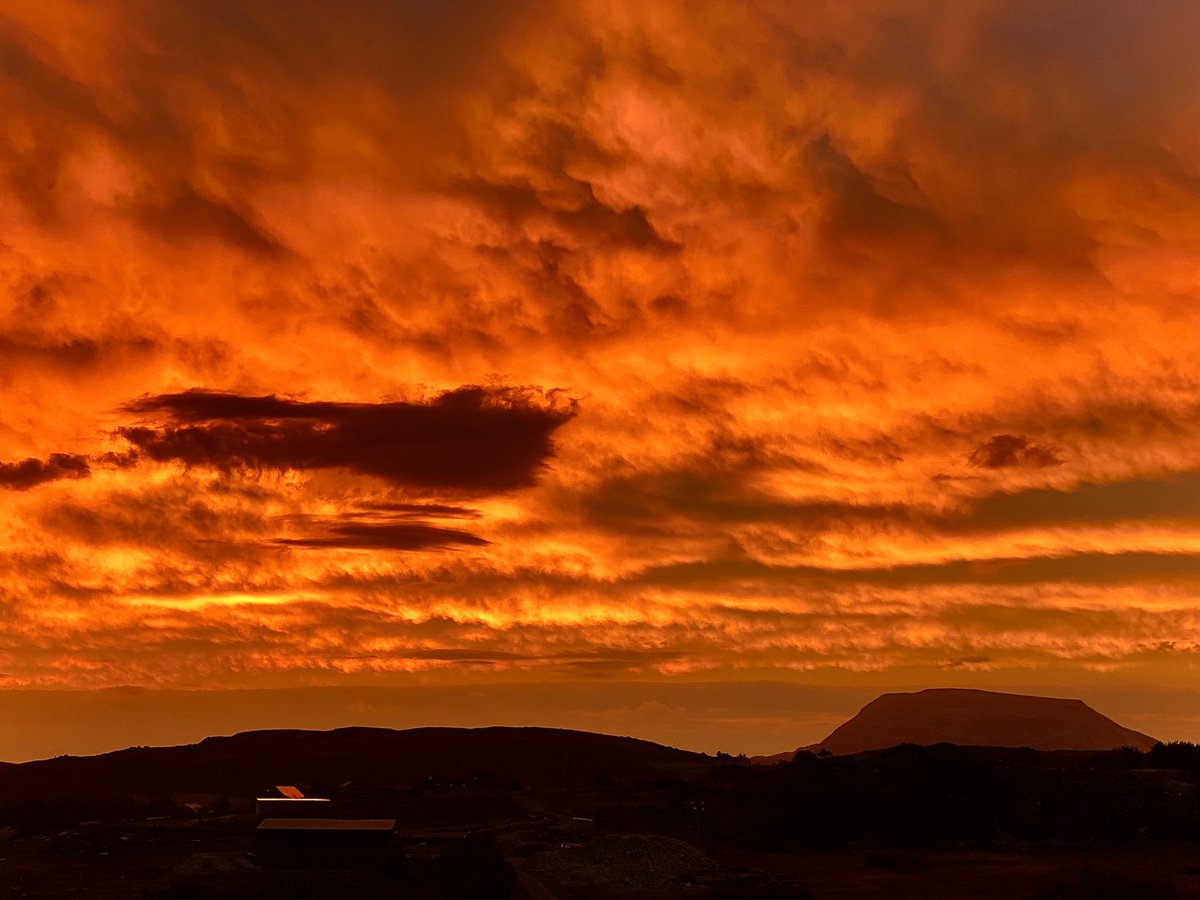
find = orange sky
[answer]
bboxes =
[0,1,1197,750]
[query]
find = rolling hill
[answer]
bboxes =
[0,726,710,803]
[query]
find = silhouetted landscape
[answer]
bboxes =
[2,0,1196,894]
[752,689,1160,762]
[2,689,1197,899]
[2,0,1192,771]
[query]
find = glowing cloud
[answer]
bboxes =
[0,0,1195,734]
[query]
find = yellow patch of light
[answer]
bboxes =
[125,592,323,610]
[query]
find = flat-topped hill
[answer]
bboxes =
[812,688,1156,755]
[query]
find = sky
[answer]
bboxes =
[0,0,1197,759]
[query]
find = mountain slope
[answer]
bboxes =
[812,688,1157,755]
[0,726,709,803]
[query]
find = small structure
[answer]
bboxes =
[256,785,334,818]
[256,818,397,869]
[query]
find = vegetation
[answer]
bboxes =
[1,738,1197,898]
[655,743,1200,849]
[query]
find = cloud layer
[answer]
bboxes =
[0,0,1195,732]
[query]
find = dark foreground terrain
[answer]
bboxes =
[1,729,1197,900]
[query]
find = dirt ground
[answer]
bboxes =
[1,817,1198,900]
[710,843,1200,900]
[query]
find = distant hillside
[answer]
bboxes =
[809,689,1157,755]
[0,726,709,803]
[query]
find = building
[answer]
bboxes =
[256,818,397,869]
[255,785,335,818]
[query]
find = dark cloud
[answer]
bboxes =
[271,501,488,552]
[275,521,488,551]
[119,385,575,491]
[33,478,490,562]
[968,434,1064,469]
[0,453,91,490]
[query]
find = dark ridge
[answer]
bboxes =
[0,726,709,803]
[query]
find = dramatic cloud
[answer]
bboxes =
[118,387,575,491]
[0,0,1195,744]
[969,435,1064,469]
[273,519,489,551]
[0,453,90,490]
[0,451,135,490]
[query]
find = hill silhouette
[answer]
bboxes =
[810,688,1156,755]
[0,717,1196,900]
[0,726,709,803]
